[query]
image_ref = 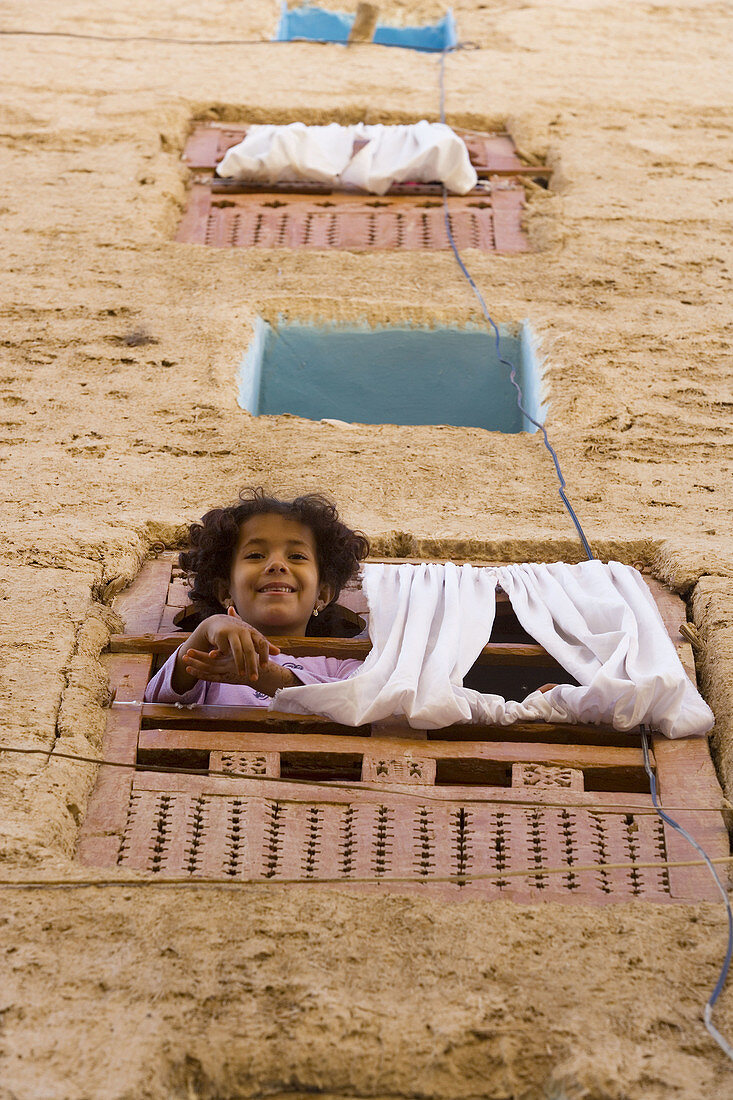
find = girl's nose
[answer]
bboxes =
[264,556,288,572]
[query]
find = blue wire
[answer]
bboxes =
[438,50,594,561]
[640,729,733,1060]
[440,47,733,1063]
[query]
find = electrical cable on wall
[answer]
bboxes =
[438,43,733,1063]
[0,29,278,46]
[640,728,733,1060]
[438,50,594,561]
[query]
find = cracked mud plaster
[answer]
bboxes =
[0,562,122,865]
[1,0,732,1096]
[1,891,733,1100]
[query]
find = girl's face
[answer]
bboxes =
[221,512,334,635]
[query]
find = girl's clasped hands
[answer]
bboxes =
[180,606,281,687]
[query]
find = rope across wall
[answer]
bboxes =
[1,733,732,888]
[1,741,730,815]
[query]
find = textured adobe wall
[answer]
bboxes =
[0,0,732,1096]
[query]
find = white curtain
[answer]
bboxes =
[216,121,478,196]
[273,561,714,739]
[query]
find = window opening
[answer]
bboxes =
[77,553,727,903]
[239,318,544,432]
[176,123,548,252]
[274,4,458,52]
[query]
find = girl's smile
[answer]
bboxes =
[222,513,334,635]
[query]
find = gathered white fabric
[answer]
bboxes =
[273,561,714,739]
[216,121,478,195]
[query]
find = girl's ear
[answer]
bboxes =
[317,583,336,611]
[214,579,232,608]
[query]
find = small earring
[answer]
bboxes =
[312,605,320,617]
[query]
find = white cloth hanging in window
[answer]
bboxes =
[273,561,714,738]
[215,121,478,195]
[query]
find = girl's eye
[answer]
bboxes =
[244,552,264,559]
[290,553,308,560]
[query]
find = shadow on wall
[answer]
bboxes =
[238,318,546,432]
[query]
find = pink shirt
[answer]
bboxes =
[144,650,363,707]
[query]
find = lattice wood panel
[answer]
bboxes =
[115,780,672,903]
[77,553,728,903]
[177,189,525,252]
[175,123,534,253]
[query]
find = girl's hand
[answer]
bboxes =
[183,643,299,696]
[199,607,279,684]
[182,645,254,686]
[172,607,280,693]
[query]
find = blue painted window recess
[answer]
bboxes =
[274,3,457,52]
[239,320,545,433]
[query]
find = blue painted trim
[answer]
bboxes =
[518,320,545,434]
[274,4,456,52]
[373,11,456,50]
[238,317,269,415]
[274,0,289,41]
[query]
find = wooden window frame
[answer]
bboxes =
[175,123,546,252]
[77,553,727,903]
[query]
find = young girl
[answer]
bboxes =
[144,489,370,706]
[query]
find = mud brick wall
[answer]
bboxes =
[1,1,732,1098]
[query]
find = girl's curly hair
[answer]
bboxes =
[179,488,370,623]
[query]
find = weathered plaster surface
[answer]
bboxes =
[0,0,732,1096]
[1,889,732,1100]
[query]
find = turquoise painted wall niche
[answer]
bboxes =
[239,319,545,433]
